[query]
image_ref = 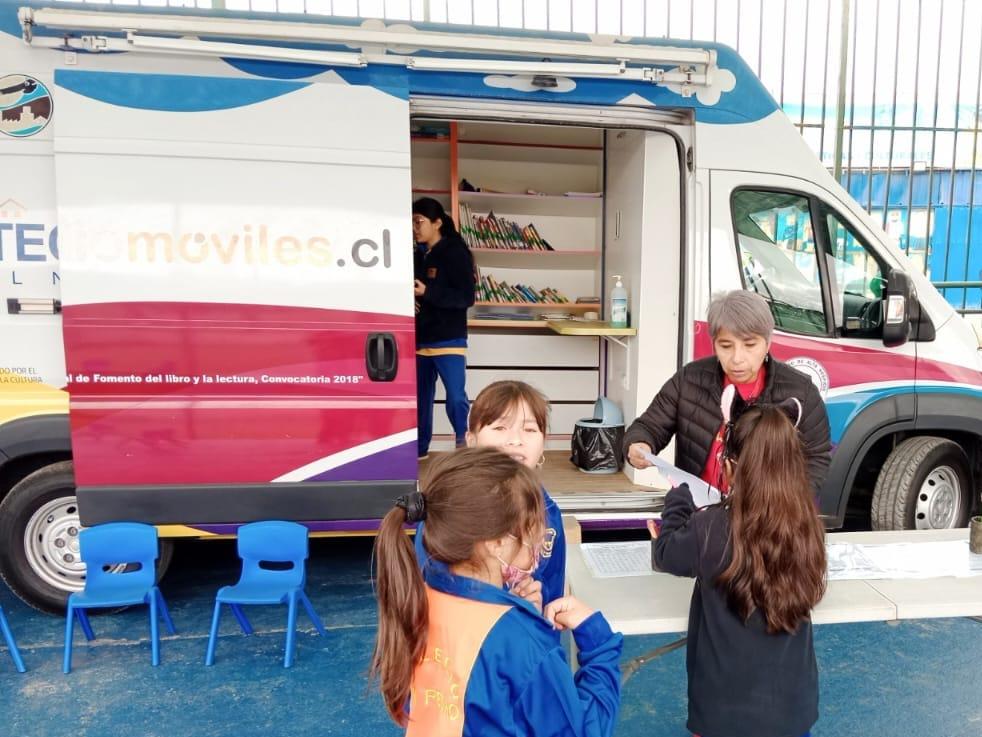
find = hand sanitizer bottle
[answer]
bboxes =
[610,275,628,328]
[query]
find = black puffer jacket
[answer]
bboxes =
[623,355,831,493]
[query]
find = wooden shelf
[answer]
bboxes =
[458,138,602,151]
[459,190,601,216]
[470,248,599,269]
[458,141,602,165]
[547,320,637,337]
[412,188,451,195]
[411,138,450,160]
[468,319,549,329]
[474,302,600,310]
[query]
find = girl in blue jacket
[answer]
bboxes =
[416,380,567,613]
[373,447,622,737]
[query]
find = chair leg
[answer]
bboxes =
[63,605,75,674]
[0,608,26,673]
[77,610,95,641]
[156,589,177,635]
[205,600,222,666]
[230,604,253,635]
[149,591,160,667]
[300,592,327,636]
[284,593,299,668]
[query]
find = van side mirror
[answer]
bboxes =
[882,268,912,348]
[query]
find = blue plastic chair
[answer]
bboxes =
[0,604,26,673]
[63,522,175,674]
[205,521,326,668]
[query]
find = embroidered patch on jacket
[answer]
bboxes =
[541,528,557,558]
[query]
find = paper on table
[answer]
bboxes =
[826,540,982,581]
[641,451,722,508]
[580,541,655,578]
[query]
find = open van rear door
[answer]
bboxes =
[52,70,415,526]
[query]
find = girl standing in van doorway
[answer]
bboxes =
[652,401,827,737]
[372,448,623,737]
[416,381,567,612]
[413,197,476,461]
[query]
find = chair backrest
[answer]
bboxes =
[236,521,309,587]
[79,522,158,590]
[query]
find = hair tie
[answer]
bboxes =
[776,397,803,429]
[395,492,427,524]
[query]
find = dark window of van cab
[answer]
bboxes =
[731,190,827,337]
[822,209,888,340]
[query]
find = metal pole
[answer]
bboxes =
[818,0,832,163]
[865,0,881,214]
[902,0,924,257]
[832,0,850,183]
[962,14,982,311]
[881,0,902,232]
[923,0,946,278]
[799,0,810,135]
[942,0,967,292]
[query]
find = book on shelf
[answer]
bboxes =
[476,275,570,304]
[459,203,554,251]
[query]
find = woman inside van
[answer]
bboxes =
[412,197,476,460]
[623,290,831,495]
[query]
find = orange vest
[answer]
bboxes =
[405,586,511,737]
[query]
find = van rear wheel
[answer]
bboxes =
[871,437,973,531]
[0,461,174,613]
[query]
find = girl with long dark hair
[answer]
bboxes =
[372,447,622,736]
[652,401,827,737]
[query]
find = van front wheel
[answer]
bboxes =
[871,437,973,531]
[0,461,174,613]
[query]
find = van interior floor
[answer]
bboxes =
[421,450,666,516]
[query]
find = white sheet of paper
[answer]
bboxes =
[641,451,722,507]
[827,540,982,581]
[580,541,655,578]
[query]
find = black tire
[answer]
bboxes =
[0,461,175,614]
[871,437,974,531]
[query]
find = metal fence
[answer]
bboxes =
[55,0,982,312]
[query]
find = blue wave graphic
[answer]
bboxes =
[54,70,308,112]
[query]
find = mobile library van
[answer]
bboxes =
[1,2,980,610]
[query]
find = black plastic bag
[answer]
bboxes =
[570,420,625,473]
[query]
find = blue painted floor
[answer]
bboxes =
[1,537,980,737]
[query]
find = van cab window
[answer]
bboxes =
[823,210,888,339]
[731,189,827,337]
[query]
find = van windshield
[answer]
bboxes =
[732,190,827,336]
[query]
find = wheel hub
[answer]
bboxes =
[23,497,87,592]
[914,465,962,530]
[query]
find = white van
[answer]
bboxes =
[1,2,980,611]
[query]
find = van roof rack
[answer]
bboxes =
[20,6,717,92]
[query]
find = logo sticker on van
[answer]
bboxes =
[0,75,52,138]
[787,356,830,398]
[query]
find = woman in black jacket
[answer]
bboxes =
[624,290,831,495]
[412,197,476,460]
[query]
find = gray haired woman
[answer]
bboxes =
[624,290,831,495]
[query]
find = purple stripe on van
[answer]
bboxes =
[305,440,417,483]
[190,518,392,536]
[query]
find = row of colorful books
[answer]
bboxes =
[476,274,569,304]
[458,204,554,251]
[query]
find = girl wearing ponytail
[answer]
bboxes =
[371,447,622,736]
[652,401,827,737]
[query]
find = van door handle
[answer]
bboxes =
[7,298,61,314]
[365,333,398,382]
